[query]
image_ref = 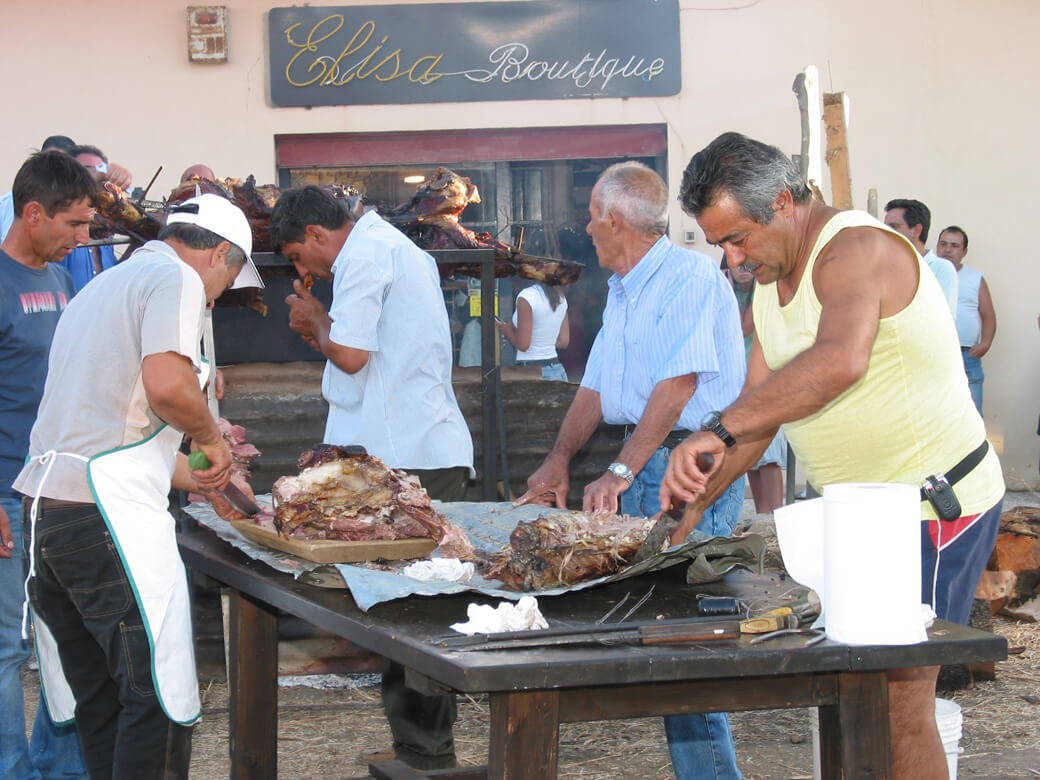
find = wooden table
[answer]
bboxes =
[178,527,1007,780]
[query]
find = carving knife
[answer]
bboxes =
[629,452,714,564]
[436,616,742,652]
[187,451,261,516]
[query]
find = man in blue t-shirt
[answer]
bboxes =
[0,150,96,780]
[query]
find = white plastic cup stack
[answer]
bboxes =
[935,697,963,779]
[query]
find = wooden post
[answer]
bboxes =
[792,66,823,188]
[203,309,220,420]
[867,187,879,218]
[488,691,560,779]
[823,92,853,210]
[228,589,279,780]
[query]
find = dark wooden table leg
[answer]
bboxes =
[228,588,279,780]
[487,690,560,780]
[818,671,891,779]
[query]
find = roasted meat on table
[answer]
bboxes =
[481,511,656,591]
[271,444,475,560]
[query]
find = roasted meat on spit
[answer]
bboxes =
[91,168,583,292]
[380,167,583,284]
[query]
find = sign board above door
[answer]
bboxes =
[268,0,681,107]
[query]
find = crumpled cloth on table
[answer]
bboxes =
[450,595,548,635]
[684,534,766,584]
[402,558,475,583]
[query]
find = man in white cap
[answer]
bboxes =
[14,193,263,779]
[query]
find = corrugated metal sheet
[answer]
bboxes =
[219,362,625,505]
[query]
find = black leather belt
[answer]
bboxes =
[517,358,561,367]
[919,440,989,502]
[612,425,692,450]
[37,497,96,511]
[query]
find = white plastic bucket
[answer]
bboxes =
[935,698,963,779]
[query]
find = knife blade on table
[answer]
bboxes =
[187,451,261,516]
[629,452,715,565]
[435,616,742,652]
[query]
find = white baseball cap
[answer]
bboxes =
[166,193,264,289]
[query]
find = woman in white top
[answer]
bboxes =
[496,281,570,381]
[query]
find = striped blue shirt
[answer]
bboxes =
[581,236,746,430]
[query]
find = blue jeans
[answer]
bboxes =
[0,495,87,780]
[962,350,984,415]
[621,451,744,780]
[541,362,568,382]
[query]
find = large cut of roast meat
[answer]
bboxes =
[480,511,656,591]
[271,444,474,560]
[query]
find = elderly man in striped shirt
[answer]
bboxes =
[515,160,747,780]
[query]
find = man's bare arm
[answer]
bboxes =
[0,506,12,558]
[142,352,231,490]
[286,280,369,373]
[971,277,996,358]
[661,227,910,527]
[583,373,697,512]
[662,337,775,535]
[514,386,604,507]
[719,228,894,442]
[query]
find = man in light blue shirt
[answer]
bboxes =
[883,198,958,317]
[515,161,747,780]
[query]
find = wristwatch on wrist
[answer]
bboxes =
[606,461,635,486]
[700,411,737,448]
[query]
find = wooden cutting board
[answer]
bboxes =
[230,520,437,564]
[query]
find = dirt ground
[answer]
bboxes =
[20,497,1040,778]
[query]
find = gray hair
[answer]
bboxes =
[594,161,668,237]
[158,222,247,269]
[679,132,810,224]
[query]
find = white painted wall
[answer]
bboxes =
[3,0,1037,485]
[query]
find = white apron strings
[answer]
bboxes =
[21,449,90,639]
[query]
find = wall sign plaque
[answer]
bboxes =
[268,0,681,107]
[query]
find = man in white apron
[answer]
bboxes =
[14,194,263,779]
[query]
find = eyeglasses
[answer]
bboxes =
[89,161,108,174]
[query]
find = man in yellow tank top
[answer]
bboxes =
[660,132,1004,779]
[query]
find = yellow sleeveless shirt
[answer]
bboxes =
[752,210,1003,520]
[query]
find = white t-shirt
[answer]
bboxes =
[513,285,568,362]
[955,265,984,347]
[15,241,207,502]
[322,211,474,474]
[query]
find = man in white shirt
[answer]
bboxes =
[883,198,958,317]
[270,186,473,771]
[937,225,995,414]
